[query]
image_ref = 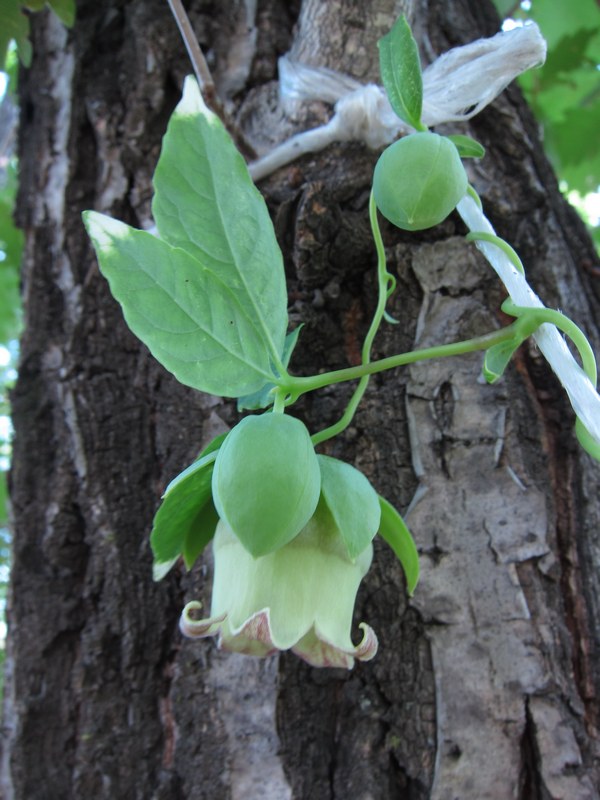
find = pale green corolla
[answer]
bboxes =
[179,502,378,669]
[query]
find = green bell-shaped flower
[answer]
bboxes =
[212,413,321,557]
[180,499,378,669]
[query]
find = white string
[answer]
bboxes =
[458,195,600,447]
[249,23,546,181]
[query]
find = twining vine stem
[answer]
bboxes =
[309,193,395,445]
[282,324,523,403]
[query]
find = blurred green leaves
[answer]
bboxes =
[1,0,76,66]
[495,0,600,197]
[0,162,23,344]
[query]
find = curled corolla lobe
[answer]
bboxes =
[180,509,378,669]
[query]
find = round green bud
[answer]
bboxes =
[373,132,468,231]
[212,413,321,558]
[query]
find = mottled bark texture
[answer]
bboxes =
[2,0,600,798]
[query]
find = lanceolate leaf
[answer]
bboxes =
[378,15,425,131]
[152,76,288,370]
[83,213,278,397]
[378,496,419,595]
[318,455,381,560]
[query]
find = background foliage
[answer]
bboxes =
[494,0,600,247]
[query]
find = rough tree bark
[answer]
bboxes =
[2,0,600,798]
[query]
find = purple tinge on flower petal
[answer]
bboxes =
[293,622,379,669]
[219,609,279,658]
[180,601,378,669]
[179,600,226,638]
[180,501,379,668]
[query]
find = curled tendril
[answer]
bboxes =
[501,300,600,458]
[503,301,597,387]
[466,184,483,210]
[466,231,525,275]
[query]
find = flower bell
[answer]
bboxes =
[151,414,417,667]
[179,500,378,669]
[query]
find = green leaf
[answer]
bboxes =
[378,15,425,130]
[491,0,517,16]
[0,162,23,344]
[482,339,522,384]
[196,431,228,460]
[150,450,217,573]
[0,0,32,66]
[446,134,485,159]
[0,265,21,344]
[152,76,288,372]
[545,103,600,193]
[24,0,75,24]
[512,0,600,201]
[378,496,419,595]
[540,28,598,85]
[46,0,75,26]
[83,212,278,397]
[520,0,600,49]
[166,432,225,495]
[318,455,381,560]
[238,326,303,411]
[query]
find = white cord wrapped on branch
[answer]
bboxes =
[249,24,546,181]
[458,196,600,448]
[249,22,600,453]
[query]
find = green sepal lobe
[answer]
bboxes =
[378,496,419,595]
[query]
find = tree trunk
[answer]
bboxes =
[2,0,600,798]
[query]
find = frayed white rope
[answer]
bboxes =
[421,23,546,124]
[249,23,546,181]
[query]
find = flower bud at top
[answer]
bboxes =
[373,132,467,231]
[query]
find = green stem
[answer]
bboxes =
[466,184,482,210]
[273,387,287,414]
[285,324,523,401]
[311,193,394,446]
